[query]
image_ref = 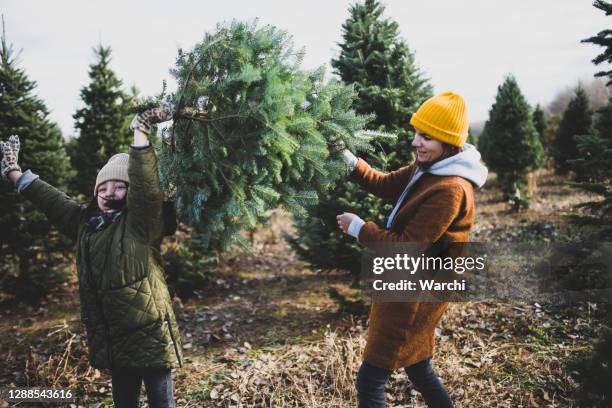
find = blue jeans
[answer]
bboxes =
[356,359,453,408]
[111,368,174,408]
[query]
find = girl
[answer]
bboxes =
[1,103,182,408]
[336,92,488,407]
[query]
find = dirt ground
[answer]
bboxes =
[0,167,606,407]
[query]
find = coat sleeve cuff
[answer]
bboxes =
[347,216,366,239]
[130,141,152,150]
[348,158,369,182]
[16,169,40,193]
[341,149,358,171]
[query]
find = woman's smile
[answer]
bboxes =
[412,128,444,163]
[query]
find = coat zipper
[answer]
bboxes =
[165,313,183,367]
[84,231,113,367]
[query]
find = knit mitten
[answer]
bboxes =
[130,102,175,135]
[0,135,21,178]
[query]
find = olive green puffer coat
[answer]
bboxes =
[21,146,183,370]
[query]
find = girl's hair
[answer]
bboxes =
[416,143,460,170]
[83,195,178,236]
[85,195,101,218]
[86,182,130,216]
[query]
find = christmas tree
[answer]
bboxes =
[478,75,543,209]
[582,0,612,86]
[569,103,612,183]
[0,24,73,302]
[566,0,612,239]
[566,4,612,403]
[532,104,547,144]
[331,0,432,158]
[70,45,132,196]
[553,86,593,175]
[594,102,612,143]
[157,20,391,251]
[288,0,432,276]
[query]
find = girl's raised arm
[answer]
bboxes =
[1,135,83,241]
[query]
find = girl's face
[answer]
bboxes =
[412,128,444,163]
[96,180,128,214]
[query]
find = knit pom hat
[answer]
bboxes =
[94,153,129,196]
[409,91,469,147]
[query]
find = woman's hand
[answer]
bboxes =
[330,139,358,171]
[336,212,359,234]
[341,149,358,170]
[130,102,175,146]
[1,135,23,184]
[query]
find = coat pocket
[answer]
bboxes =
[165,312,183,367]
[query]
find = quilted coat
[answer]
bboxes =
[21,146,183,370]
[349,144,487,370]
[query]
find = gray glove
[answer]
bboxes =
[341,149,358,171]
[130,102,175,135]
[0,135,21,178]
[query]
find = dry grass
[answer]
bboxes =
[170,299,596,408]
[0,167,605,407]
[178,328,365,407]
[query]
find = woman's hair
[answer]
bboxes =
[416,143,460,170]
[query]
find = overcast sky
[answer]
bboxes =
[2,0,609,137]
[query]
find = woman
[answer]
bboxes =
[336,92,488,407]
[0,103,182,408]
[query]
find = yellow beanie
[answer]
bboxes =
[409,91,469,147]
[94,153,129,196]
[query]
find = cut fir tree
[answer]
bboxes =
[156,20,393,250]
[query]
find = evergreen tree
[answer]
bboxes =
[532,104,547,143]
[466,127,478,147]
[532,105,550,164]
[553,87,593,175]
[570,102,612,182]
[566,6,612,405]
[565,109,612,407]
[289,0,432,276]
[331,0,432,159]
[479,75,543,209]
[157,20,391,251]
[593,102,612,143]
[70,45,132,196]
[582,0,612,86]
[542,113,561,156]
[0,26,73,302]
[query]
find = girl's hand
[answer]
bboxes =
[336,212,358,234]
[1,135,22,180]
[130,102,175,135]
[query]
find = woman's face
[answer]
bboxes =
[96,180,128,214]
[412,128,444,163]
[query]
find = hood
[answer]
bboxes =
[426,143,489,188]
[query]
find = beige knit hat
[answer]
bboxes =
[94,153,129,196]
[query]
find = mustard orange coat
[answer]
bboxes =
[350,158,476,370]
